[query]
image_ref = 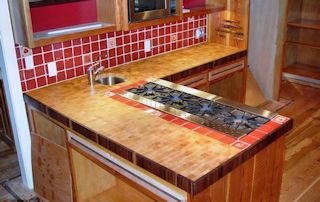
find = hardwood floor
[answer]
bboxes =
[0,141,42,202]
[277,81,320,202]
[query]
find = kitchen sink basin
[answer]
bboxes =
[95,74,126,86]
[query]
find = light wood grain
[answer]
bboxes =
[32,134,72,202]
[190,137,285,201]
[296,178,320,202]
[69,147,158,202]
[33,110,66,148]
[209,70,244,102]
[89,180,156,202]
[279,81,320,202]
[283,63,320,80]
[70,147,117,201]
[26,43,244,184]
[207,0,249,49]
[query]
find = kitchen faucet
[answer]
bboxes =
[87,60,104,87]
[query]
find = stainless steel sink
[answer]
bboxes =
[95,74,126,86]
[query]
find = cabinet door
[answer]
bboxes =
[209,70,244,102]
[9,0,121,47]
[70,147,157,202]
[178,73,208,92]
[31,110,72,202]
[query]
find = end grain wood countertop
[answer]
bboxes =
[25,43,292,194]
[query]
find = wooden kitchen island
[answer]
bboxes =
[24,43,292,202]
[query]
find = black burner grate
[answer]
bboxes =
[127,82,269,138]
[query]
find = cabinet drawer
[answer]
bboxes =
[209,59,245,82]
[178,73,207,88]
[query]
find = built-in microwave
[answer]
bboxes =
[128,0,177,23]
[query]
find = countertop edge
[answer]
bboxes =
[24,93,293,195]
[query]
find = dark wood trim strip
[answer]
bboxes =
[162,50,247,82]
[136,154,178,187]
[177,174,193,193]
[71,121,97,142]
[97,135,134,162]
[47,108,70,127]
[23,95,47,114]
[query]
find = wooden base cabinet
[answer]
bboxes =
[209,70,245,102]
[26,103,284,202]
[191,136,285,202]
[28,109,73,202]
[67,132,188,202]
[208,58,246,102]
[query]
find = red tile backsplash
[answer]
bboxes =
[16,15,207,92]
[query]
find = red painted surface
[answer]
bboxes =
[30,0,97,32]
[183,0,206,8]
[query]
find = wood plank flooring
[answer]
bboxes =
[277,81,320,202]
[0,141,43,202]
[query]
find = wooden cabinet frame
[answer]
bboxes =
[280,0,320,89]
[67,131,188,202]
[0,82,14,148]
[120,0,226,31]
[9,0,122,48]
[206,0,250,49]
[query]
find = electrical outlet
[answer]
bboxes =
[47,62,57,77]
[107,38,116,49]
[195,28,205,39]
[188,17,194,22]
[171,33,178,42]
[21,47,32,57]
[25,55,34,70]
[144,39,151,52]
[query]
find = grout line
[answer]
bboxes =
[294,176,320,202]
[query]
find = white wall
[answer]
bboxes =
[0,0,33,189]
[248,0,283,100]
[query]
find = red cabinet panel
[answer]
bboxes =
[30,0,97,32]
[183,0,205,8]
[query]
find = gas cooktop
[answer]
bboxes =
[120,79,275,139]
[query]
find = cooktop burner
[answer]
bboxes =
[124,82,270,139]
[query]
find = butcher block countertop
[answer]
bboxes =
[24,43,292,195]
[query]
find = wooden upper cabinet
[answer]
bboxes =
[9,0,122,48]
[206,0,250,49]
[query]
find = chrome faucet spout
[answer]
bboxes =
[87,61,104,87]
